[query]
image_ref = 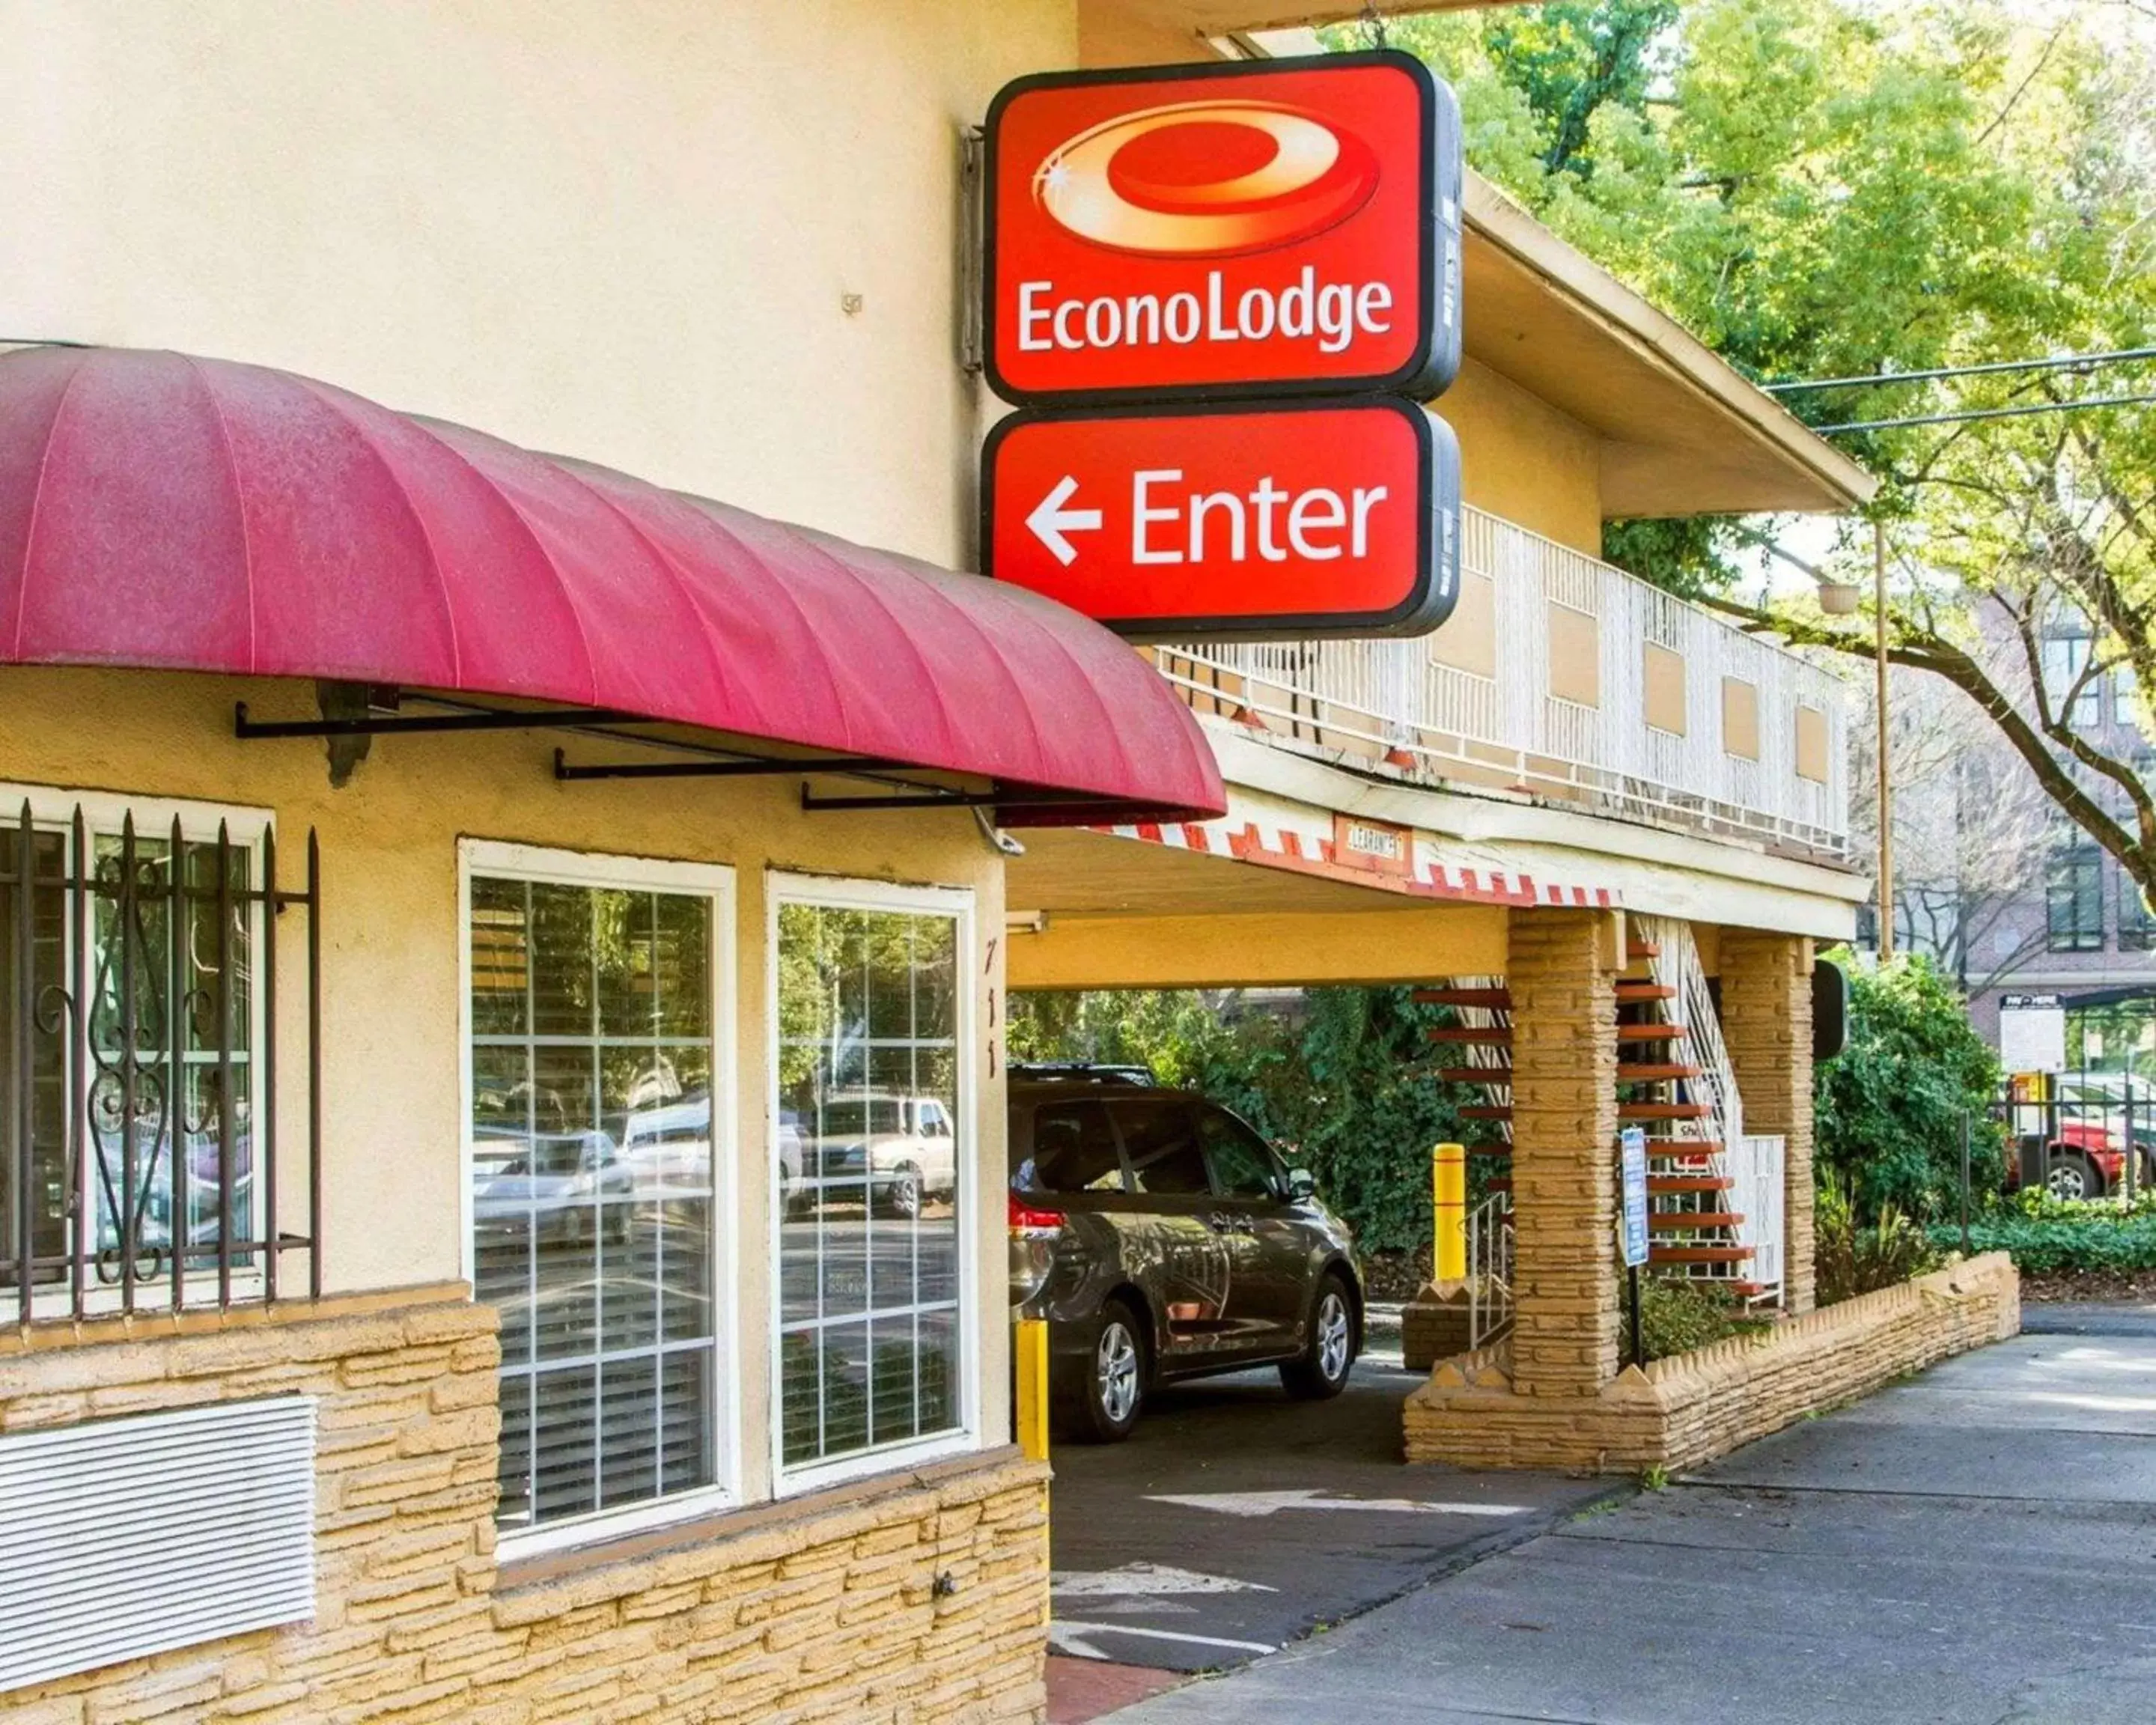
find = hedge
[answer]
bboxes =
[1928,1216,2156,1274]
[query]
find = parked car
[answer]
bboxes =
[1006,1065,1362,1442]
[471,1130,633,1243]
[2004,1078,2148,1199]
[797,1092,956,1219]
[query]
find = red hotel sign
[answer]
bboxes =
[983,397,1459,639]
[984,52,1462,406]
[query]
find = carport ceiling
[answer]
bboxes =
[1007,826,1475,919]
[1115,1,1515,31]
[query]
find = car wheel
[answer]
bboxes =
[2047,1153,2101,1202]
[884,1162,923,1220]
[1063,1297,1147,1443]
[1280,1272,1356,1401]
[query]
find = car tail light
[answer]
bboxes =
[1009,1194,1065,1237]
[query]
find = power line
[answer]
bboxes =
[1767,345,2156,395]
[1812,391,2156,434]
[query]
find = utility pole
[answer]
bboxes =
[1875,518,1893,961]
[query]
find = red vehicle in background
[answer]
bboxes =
[2003,1074,2153,1199]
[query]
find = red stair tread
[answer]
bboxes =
[1617,1025,1689,1042]
[1426,1028,1512,1045]
[1615,983,1678,1001]
[1648,1175,1735,1193]
[1648,1211,1744,1231]
[1621,1101,1713,1119]
[1434,1068,1512,1086]
[1618,1064,1705,1081]
[1650,1245,1755,1264]
[1461,1105,1512,1121]
[1412,988,1512,1008]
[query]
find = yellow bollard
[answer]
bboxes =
[1014,1318,1050,1461]
[1433,1141,1467,1284]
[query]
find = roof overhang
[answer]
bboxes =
[1461,177,1878,517]
[0,345,1225,827]
[1112,1,1511,35]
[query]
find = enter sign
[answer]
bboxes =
[981,396,1459,641]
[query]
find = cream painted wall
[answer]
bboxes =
[1440,359,1603,553]
[0,0,1071,572]
[0,666,1013,1479]
[1077,0,1218,66]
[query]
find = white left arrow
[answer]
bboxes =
[1026,474,1103,567]
[1143,1489,1533,1520]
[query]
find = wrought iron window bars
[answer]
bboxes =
[2,801,322,1322]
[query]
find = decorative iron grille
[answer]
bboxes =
[1,802,321,1321]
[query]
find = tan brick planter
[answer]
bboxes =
[1404,1253,2020,1474]
[0,1288,1049,1724]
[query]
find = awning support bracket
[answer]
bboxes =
[554,749,908,782]
[235,698,639,740]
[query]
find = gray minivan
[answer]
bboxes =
[1008,1065,1362,1440]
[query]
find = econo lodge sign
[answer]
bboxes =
[984,51,1462,405]
[984,398,1459,639]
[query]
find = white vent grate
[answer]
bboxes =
[0,1396,316,1694]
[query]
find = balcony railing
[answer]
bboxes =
[1152,506,1851,860]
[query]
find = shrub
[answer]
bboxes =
[1815,1181,1946,1304]
[1633,1276,1768,1362]
[1815,951,2005,1219]
[1928,1212,2156,1275]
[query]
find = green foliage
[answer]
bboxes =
[1815,951,2004,1218]
[1008,988,1489,1251]
[1636,1275,1767,1360]
[1991,1186,2156,1224]
[1933,1217,2156,1275]
[1815,1182,1946,1304]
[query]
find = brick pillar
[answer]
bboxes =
[1508,909,1620,1395]
[1719,929,1816,1313]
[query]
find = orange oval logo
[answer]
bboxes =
[1035,101,1380,258]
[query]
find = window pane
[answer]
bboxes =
[472,870,721,1534]
[1199,1108,1279,1199]
[777,898,965,1472]
[1116,1102,1210,1194]
[1023,1101,1124,1193]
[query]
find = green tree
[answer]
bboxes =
[1336,1,2156,925]
[1815,951,2005,1218]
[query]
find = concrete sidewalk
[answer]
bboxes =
[1106,1306,2156,1724]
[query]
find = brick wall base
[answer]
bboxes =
[0,1288,1048,1724]
[1400,1283,1473,1374]
[1404,1253,2020,1473]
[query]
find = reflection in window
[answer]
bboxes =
[777,900,962,1471]
[2121,870,2156,952]
[469,874,717,1533]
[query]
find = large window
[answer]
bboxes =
[464,845,731,1543]
[2121,870,2156,952]
[2047,836,2106,952]
[774,880,970,1485]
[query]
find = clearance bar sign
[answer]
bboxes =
[979,51,1464,641]
[983,50,1461,405]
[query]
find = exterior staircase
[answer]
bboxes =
[1417,917,1784,1325]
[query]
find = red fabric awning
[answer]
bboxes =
[0,345,1223,827]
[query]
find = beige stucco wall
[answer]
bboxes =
[1441,358,1604,553]
[0,666,1014,1484]
[1077,0,1217,65]
[0,0,1070,572]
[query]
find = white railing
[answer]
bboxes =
[1467,1190,1514,1348]
[1153,506,1850,858]
[1733,1134,1787,1303]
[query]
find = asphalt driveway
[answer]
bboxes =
[1047,1315,1612,1679]
[1104,1304,2156,1724]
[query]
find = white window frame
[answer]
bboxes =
[457,838,741,1560]
[766,870,982,1498]
[2,781,275,1321]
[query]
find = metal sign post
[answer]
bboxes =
[1619,1126,1650,1369]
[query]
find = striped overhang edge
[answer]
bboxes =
[1089,817,1621,910]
